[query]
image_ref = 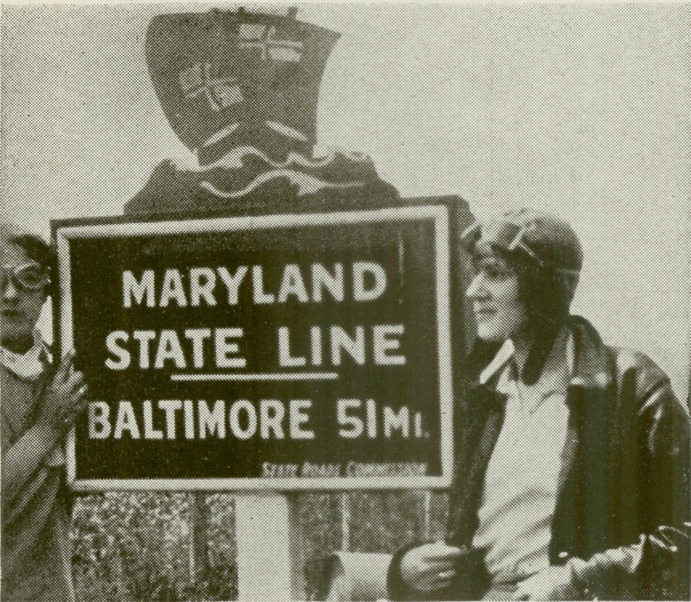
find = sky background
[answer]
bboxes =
[1,2,689,399]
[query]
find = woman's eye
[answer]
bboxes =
[472,257,513,280]
[481,263,511,280]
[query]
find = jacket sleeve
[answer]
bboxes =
[571,366,690,600]
[635,370,689,599]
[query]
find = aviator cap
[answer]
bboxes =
[462,208,583,299]
[462,208,583,272]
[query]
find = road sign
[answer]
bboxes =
[54,204,453,490]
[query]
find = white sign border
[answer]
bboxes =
[56,204,454,491]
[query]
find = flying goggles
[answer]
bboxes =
[461,219,579,277]
[1,262,50,291]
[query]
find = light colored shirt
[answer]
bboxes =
[472,329,572,582]
[472,329,643,588]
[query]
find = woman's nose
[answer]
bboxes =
[466,273,489,300]
[1,277,20,301]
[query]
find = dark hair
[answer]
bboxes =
[8,233,54,294]
[512,253,573,384]
[514,257,573,326]
[472,243,573,385]
[10,233,53,269]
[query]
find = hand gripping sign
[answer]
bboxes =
[53,204,454,491]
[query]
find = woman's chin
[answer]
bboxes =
[476,326,504,343]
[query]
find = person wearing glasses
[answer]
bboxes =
[1,223,88,602]
[388,209,689,600]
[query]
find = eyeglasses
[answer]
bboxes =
[1,262,50,291]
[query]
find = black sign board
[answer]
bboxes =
[54,205,453,490]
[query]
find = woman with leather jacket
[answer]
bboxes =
[388,209,690,601]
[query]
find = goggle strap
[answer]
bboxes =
[510,235,545,267]
[461,221,580,277]
[507,230,523,251]
[460,222,481,243]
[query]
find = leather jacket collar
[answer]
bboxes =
[468,315,612,398]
